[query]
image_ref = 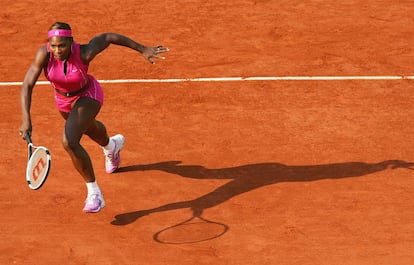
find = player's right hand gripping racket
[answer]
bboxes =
[25,134,51,190]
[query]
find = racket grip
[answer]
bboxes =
[24,133,32,144]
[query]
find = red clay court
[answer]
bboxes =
[1,1,414,264]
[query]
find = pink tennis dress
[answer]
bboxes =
[44,42,104,113]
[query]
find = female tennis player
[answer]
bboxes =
[19,22,168,213]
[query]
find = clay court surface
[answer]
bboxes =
[1,1,414,264]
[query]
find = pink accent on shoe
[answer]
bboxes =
[83,193,105,213]
[104,134,125,174]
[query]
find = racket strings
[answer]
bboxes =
[26,147,51,190]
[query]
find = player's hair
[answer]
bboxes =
[49,21,71,30]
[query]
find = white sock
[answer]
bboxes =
[103,138,114,152]
[86,181,101,195]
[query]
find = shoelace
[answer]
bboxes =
[105,152,114,163]
[104,141,117,163]
[85,194,100,204]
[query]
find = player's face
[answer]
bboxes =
[49,37,72,61]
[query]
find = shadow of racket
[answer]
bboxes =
[153,214,229,244]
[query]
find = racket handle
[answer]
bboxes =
[24,133,32,144]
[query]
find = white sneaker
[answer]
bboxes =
[83,193,105,213]
[103,134,125,173]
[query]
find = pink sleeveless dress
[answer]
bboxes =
[44,42,104,113]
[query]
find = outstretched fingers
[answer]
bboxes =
[145,45,169,64]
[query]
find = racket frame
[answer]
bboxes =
[25,134,51,190]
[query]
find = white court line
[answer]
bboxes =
[1,76,414,86]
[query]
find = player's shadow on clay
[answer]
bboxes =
[111,160,413,226]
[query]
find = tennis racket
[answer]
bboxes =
[25,134,51,190]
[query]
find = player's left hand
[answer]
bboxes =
[142,45,169,64]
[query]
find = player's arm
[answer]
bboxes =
[81,32,168,64]
[20,45,49,139]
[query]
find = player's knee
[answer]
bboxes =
[62,134,80,152]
